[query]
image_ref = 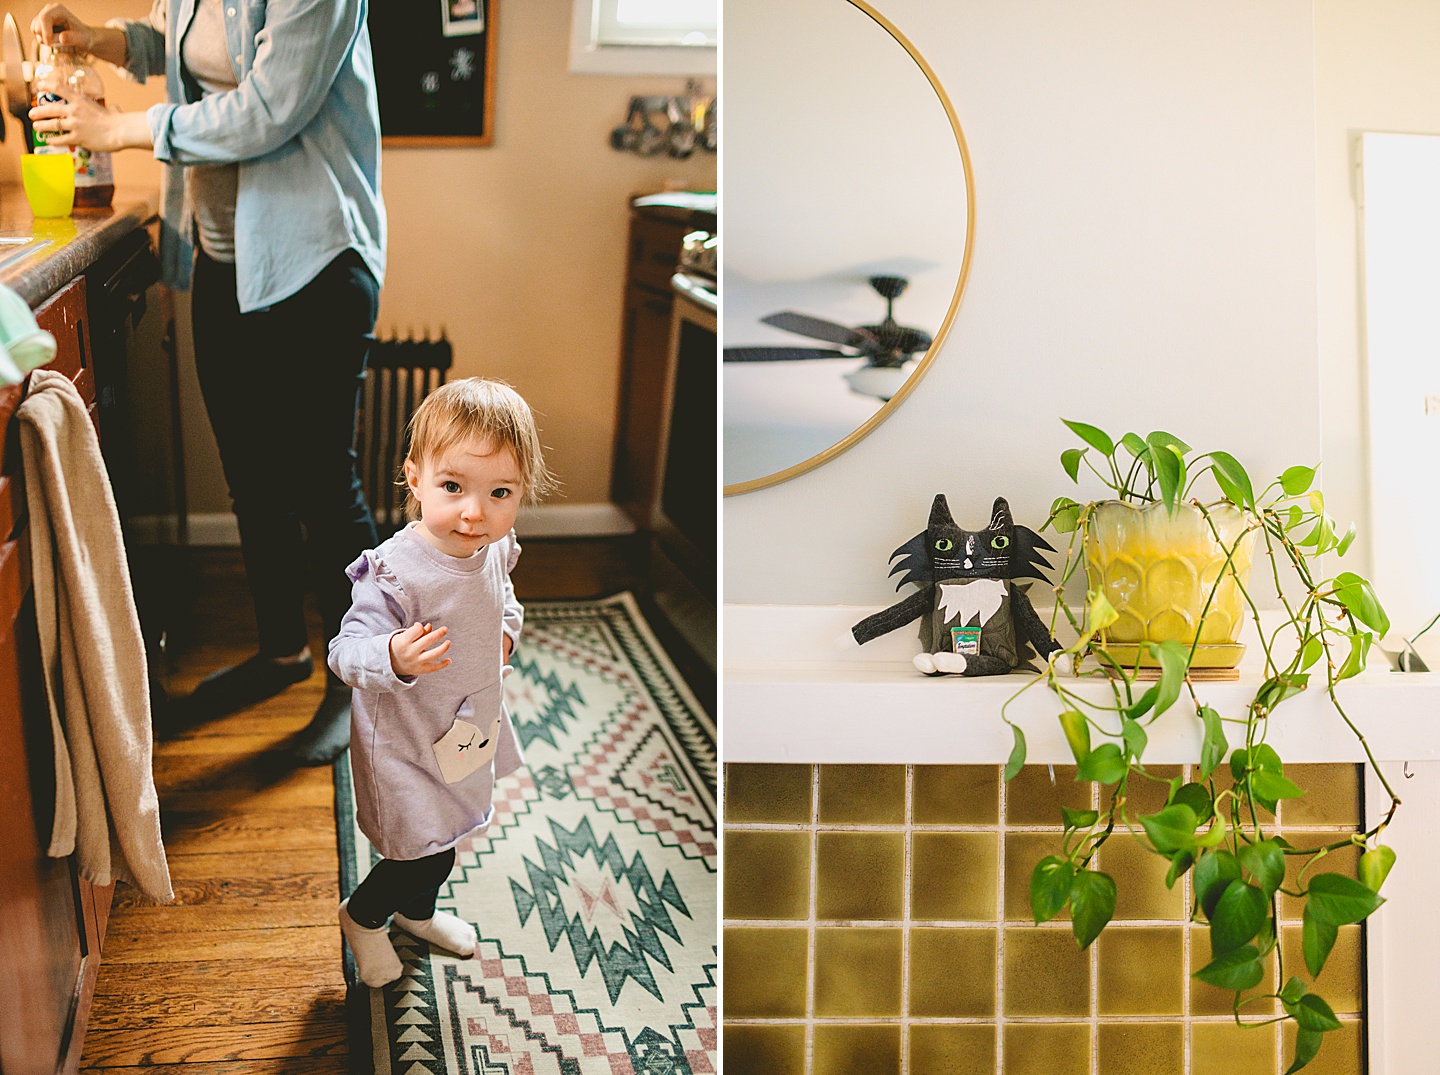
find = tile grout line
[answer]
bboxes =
[996,764,1007,1073]
[1091,769,1101,1075]
[900,765,913,1075]
[1182,762,1193,1075]
[805,764,819,1075]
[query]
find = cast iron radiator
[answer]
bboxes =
[356,332,452,537]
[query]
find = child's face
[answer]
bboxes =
[404,437,523,558]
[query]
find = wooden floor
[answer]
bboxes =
[80,537,681,1073]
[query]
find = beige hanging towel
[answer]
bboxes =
[17,368,173,903]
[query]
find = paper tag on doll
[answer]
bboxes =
[433,716,500,784]
[951,625,982,656]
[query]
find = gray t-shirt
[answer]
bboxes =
[328,523,525,861]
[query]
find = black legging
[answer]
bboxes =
[347,847,458,929]
[192,248,379,657]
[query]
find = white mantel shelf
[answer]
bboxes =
[724,604,1440,766]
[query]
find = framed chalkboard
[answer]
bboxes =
[368,0,498,146]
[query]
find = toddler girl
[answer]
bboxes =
[330,377,553,986]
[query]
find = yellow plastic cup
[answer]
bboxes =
[21,152,76,218]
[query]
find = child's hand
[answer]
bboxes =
[390,622,451,678]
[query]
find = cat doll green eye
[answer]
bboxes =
[934,538,953,551]
[992,535,1010,549]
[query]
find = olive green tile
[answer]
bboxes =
[813,928,903,1017]
[1096,926,1184,1015]
[1095,831,1186,920]
[1280,923,1363,1013]
[912,832,997,921]
[908,927,996,1017]
[1004,832,1071,921]
[816,832,904,921]
[724,831,811,920]
[813,1024,901,1075]
[1281,1017,1363,1075]
[1005,765,1094,826]
[1278,836,1361,921]
[1122,765,1183,820]
[723,928,808,1018]
[913,765,999,824]
[909,1024,994,1075]
[725,763,813,823]
[1097,1023,1184,1075]
[1281,764,1361,829]
[1002,927,1090,1017]
[1191,1021,1280,1075]
[1190,927,1277,1016]
[722,1025,806,1075]
[1002,1023,1088,1075]
[818,764,906,824]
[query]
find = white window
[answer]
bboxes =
[570,0,716,75]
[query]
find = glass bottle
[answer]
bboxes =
[32,43,115,208]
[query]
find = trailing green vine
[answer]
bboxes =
[1006,419,1398,1074]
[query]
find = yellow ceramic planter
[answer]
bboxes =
[1085,500,1256,669]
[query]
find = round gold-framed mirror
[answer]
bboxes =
[722,0,975,496]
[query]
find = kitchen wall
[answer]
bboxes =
[2,0,715,524]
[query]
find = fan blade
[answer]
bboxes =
[723,346,849,362]
[760,311,878,349]
[891,326,933,354]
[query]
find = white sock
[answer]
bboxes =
[339,899,403,987]
[393,910,477,957]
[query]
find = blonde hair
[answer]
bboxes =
[402,378,555,515]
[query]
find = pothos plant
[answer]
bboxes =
[1002,419,1398,1074]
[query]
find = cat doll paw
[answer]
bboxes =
[932,652,969,674]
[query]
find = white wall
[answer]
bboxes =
[724,0,1322,606]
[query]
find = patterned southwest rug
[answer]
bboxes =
[335,593,717,1075]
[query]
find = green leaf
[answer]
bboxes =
[1030,856,1074,923]
[1194,849,1241,920]
[1192,945,1264,991]
[1150,438,1183,515]
[1239,839,1286,897]
[1231,743,1283,780]
[1169,782,1214,824]
[1210,881,1268,955]
[1252,769,1306,803]
[1256,673,1309,711]
[1146,430,1193,456]
[1307,872,1385,926]
[1303,905,1338,976]
[1359,844,1396,893]
[1333,572,1391,636]
[1086,589,1119,636]
[1058,710,1090,765]
[1280,465,1316,496]
[1126,685,1158,722]
[1146,639,1188,718]
[1280,976,1309,1005]
[1298,635,1324,671]
[1337,522,1357,557]
[1061,447,1086,483]
[1068,870,1117,950]
[1062,419,1115,457]
[1309,489,1326,514]
[1048,496,1082,534]
[1076,742,1127,785]
[1165,849,1194,889]
[1060,807,1099,831]
[1141,804,1199,855]
[1004,724,1026,782]
[1336,631,1371,681]
[1285,504,1304,529]
[1120,715,1148,763]
[1295,993,1343,1033]
[1120,432,1149,458]
[1285,1028,1324,1075]
[1198,707,1227,779]
[1209,451,1256,509]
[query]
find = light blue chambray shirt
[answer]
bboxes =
[114,0,386,312]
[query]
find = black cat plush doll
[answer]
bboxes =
[851,494,1062,675]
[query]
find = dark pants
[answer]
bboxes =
[347,847,457,928]
[192,250,380,657]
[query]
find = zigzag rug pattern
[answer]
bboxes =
[337,593,716,1075]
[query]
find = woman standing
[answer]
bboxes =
[32,0,387,766]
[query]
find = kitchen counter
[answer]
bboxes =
[0,185,159,307]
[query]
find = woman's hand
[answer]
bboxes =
[389,622,452,678]
[29,95,153,152]
[32,4,94,51]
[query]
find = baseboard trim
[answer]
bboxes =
[127,503,638,546]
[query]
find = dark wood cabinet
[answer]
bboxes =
[0,275,117,1075]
